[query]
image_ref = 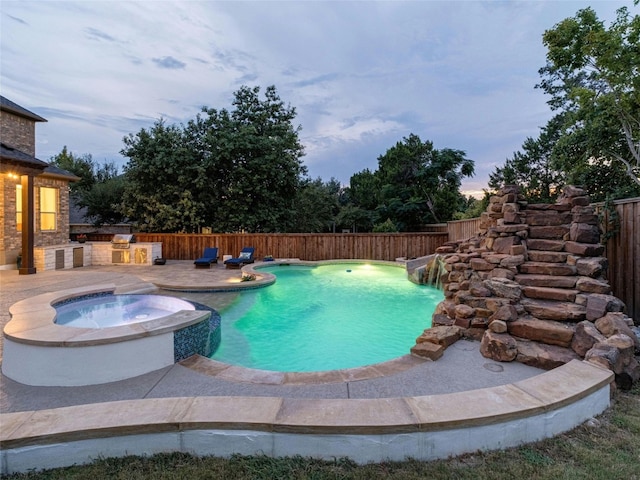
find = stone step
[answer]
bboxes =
[519,262,576,276]
[515,274,577,288]
[526,239,565,251]
[508,316,575,348]
[521,298,586,322]
[515,339,581,370]
[522,285,579,302]
[526,250,568,263]
[524,211,573,226]
[528,225,570,239]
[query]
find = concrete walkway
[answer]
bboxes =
[0,261,543,414]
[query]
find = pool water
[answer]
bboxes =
[55,294,195,329]
[211,263,442,372]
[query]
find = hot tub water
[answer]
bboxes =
[55,294,195,329]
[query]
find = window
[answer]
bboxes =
[40,187,58,231]
[16,185,22,232]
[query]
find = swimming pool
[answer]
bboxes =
[210,262,443,371]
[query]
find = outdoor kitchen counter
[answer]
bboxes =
[34,243,93,271]
[90,242,162,266]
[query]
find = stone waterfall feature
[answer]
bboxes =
[411,185,639,390]
[407,254,447,288]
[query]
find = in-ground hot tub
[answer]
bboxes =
[2,284,220,386]
[55,294,196,329]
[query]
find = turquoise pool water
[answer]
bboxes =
[210,263,443,372]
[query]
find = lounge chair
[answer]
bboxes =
[194,247,218,268]
[224,247,255,269]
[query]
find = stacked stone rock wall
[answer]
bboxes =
[412,185,639,390]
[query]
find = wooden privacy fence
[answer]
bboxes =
[447,218,483,242]
[593,197,640,323]
[118,232,451,262]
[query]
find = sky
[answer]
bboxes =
[1,0,635,197]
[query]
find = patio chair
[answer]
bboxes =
[194,247,219,268]
[224,247,255,269]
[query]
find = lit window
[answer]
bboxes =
[16,185,22,232]
[40,187,58,231]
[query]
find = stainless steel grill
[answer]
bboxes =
[111,234,134,249]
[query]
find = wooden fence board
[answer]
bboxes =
[98,232,450,263]
[447,218,482,242]
[594,197,640,323]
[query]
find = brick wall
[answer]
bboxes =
[0,110,36,155]
[1,175,73,266]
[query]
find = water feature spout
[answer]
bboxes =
[407,254,447,289]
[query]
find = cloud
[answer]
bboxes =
[6,14,28,25]
[291,73,343,89]
[84,27,117,42]
[151,56,187,70]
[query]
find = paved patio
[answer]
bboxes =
[0,260,543,414]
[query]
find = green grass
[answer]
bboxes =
[3,385,639,480]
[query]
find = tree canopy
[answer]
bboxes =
[120,86,306,232]
[50,146,125,225]
[490,3,640,203]
[489,114,567,203]
[538,3,640,190]
[342,134,474,231]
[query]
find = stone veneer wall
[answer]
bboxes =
[413,185,639,390]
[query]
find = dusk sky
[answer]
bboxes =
[2,1,634,197]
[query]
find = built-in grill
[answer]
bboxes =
[111,234,134,249]
[111,234,135,263]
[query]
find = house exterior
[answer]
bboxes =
[0,96,79,272]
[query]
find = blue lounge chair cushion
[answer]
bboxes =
[224,247,255,267]
[194,247,218,267]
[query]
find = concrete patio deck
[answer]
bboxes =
[0,261,613,473]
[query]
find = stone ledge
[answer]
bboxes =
[0,360,612,449]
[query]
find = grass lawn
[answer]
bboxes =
[3,384,639,480]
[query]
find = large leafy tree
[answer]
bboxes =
[489,115,567,203]
[50,146,96,195]
[50,146,125,225]
[538,3,640,190]
[81,174,126,225]
[121,121,201,232]
[289,177,342,232]
[121,85,306,232]
[345,134,474,231]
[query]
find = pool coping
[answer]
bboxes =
[180,353,432,385]
[3,284,211,347]
[0,359,613,473]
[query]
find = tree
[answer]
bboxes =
[289,177,341,232]
[199,85,306,232]
[81,175,126,225]
[334,204,375,233]
[361,134,474,230]
[453,192,491,220]
[121,85,306,232]
[50,147,125,226]
[49,146,96,195]
[489,115,567,203]
[121,120,201,232]
[538,4,640,189]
